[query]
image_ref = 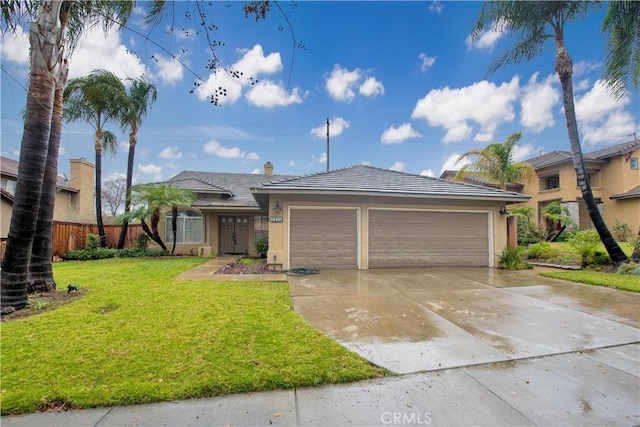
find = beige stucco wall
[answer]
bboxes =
[156,207,266,257]
[265,194,509,270]
[1,198,12,239]
[516,155,639,236]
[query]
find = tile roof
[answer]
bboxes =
[439,170,523,189]
[610,184,640,200]
[1,156,78,193]
[525,140,640,169]
[252,165,530,203]
[168,170,290,209]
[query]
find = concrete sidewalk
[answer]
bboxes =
[3,344,639,426]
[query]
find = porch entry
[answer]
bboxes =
[219,216,249,254]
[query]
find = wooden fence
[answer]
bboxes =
[0,222,145,264]
[52,222,144,257]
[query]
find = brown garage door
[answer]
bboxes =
[290,208,358,269]
[369,210,489,268]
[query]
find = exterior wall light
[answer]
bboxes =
[273,201,282,213]
[499,206,509,215]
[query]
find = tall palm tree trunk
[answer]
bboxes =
[1,1,64,311]
[171,205,178,255]
[554,42,627,265]
[94,131,108,248]
[28,59,69,293]
[117,130,136,249]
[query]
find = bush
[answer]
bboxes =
[525,242,560,260]
[255,237,268,256]
[568,230,611,267]
[86,233,100,251]
[617,261,640,276]
[499,246,532,270]
[63,248,117,261]
[134,233,150,251]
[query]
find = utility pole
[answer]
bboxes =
[326,117,330,171]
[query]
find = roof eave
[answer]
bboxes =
[251,187,530,203]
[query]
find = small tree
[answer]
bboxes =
[102,175,127,219]
[117,184,195,253]
[542,201,574,242]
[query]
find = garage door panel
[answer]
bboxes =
[369,210,489,268]
[290,209,357,269]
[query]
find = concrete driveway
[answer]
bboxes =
[288,268,640,374]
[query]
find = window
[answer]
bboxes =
[546,176,560,190]
[165,209,202,243]
[254,216,269,241]
[631,157,638,170]
[1,178,16,195]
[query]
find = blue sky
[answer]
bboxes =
[1,1,638,185]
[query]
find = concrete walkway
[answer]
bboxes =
[2,265,639,426]
[174,256,287,282]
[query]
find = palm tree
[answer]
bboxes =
[1,1,135,312]
[28,59,69,293]
[118,184,195,253]
[63,70,128,248]
[455,131,533,190]
[117,77,158,250]
[473,1,628,265]
[601,0,640,99]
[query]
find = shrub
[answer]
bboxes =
[525,242,560,260]
[499,246,532,270]
[255,237,268,256]
[134,233,150,251]
[616,261,639,275]
[86,233,100,251]
[568,230,611,267]
[63,248,117,261]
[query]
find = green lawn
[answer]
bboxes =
[540,270,639,292]
[0,258,385,415]
[535,241,638,292]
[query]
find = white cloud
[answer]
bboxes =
[520,73,559,132]
[203,139,259,161]
[289,160,296,167]
[251,168,260,174]
[325,64,362,102]
[69,26,147,79]
[361,161,372,166]
[440,153,470,173]
[573,60,601,76]
[0,25,29,65]
[420,169,435,177]
[574,78,591,92]
[575,80,636,145]
[512,144,535,163]
[159,146,183,160]
[380,123,422,144]
[310,117,350,138]
[245,80,304,108]
[411,77,520,143]
[429,1,444,14]
[152,54,184,85]
[137,163,162,181]
[104,172,127,183]
[466,20,505,50]
[389,161,405,172]
[419,53,436,73]
[312,152,327,165]
[195,44,282,106]
[359,76,385,97]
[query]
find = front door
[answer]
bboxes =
[219,216,249,254]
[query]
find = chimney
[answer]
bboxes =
[264,161,273,176]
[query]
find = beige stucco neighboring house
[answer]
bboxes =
[1,157,95,239]
[160,162,529,269]
[517,140,639,233]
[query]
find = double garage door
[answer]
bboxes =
[289,208,489,269]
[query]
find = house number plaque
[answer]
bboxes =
[269,216,283,223]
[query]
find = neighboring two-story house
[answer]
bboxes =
[1,157,95,239]
[442,140,639,236]
[519,140,639,234]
